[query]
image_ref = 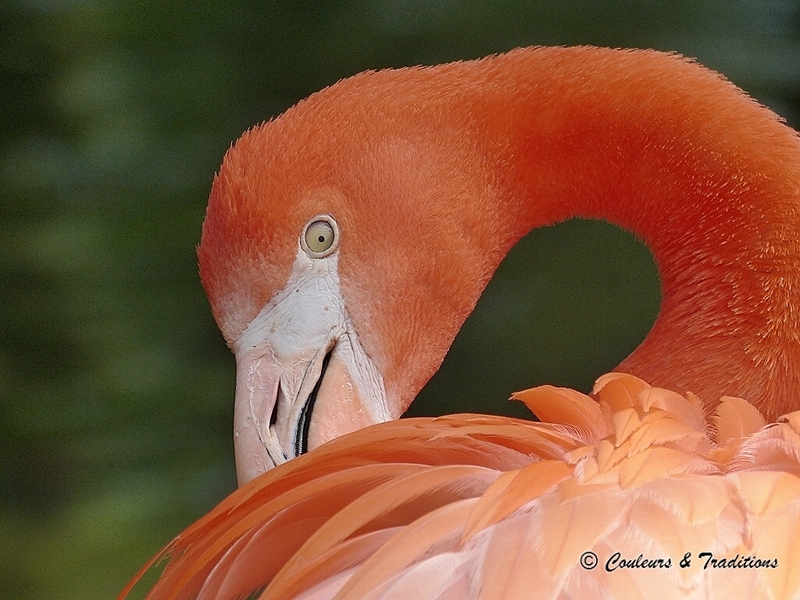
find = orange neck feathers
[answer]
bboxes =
[200,47,800,421]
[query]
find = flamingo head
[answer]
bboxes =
[198,72,510,484]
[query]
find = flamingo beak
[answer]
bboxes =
[233,341,381,485]
[230,252,390,486]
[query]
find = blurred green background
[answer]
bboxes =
[2,1,798,598]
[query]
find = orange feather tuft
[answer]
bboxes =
[121,374,800,599]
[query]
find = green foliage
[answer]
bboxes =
[1,1,797,598]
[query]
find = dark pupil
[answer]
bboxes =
[318,235,326,243]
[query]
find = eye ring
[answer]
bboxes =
[301,214,339,258]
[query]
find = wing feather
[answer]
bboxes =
[462,461,572,542]
[120,374,800,600]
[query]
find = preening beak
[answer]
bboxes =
[231,251,390,485]
[232,342,320,485]
[233,339,382,485]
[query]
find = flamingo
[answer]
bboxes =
[120,46,800,599]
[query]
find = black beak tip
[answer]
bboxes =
[294,350,333,457]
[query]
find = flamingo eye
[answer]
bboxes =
[302,215,339,258]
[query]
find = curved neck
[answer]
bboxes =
[218,47,800,423]
[463,48,800,418]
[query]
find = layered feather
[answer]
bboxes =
[120,373,800,599]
